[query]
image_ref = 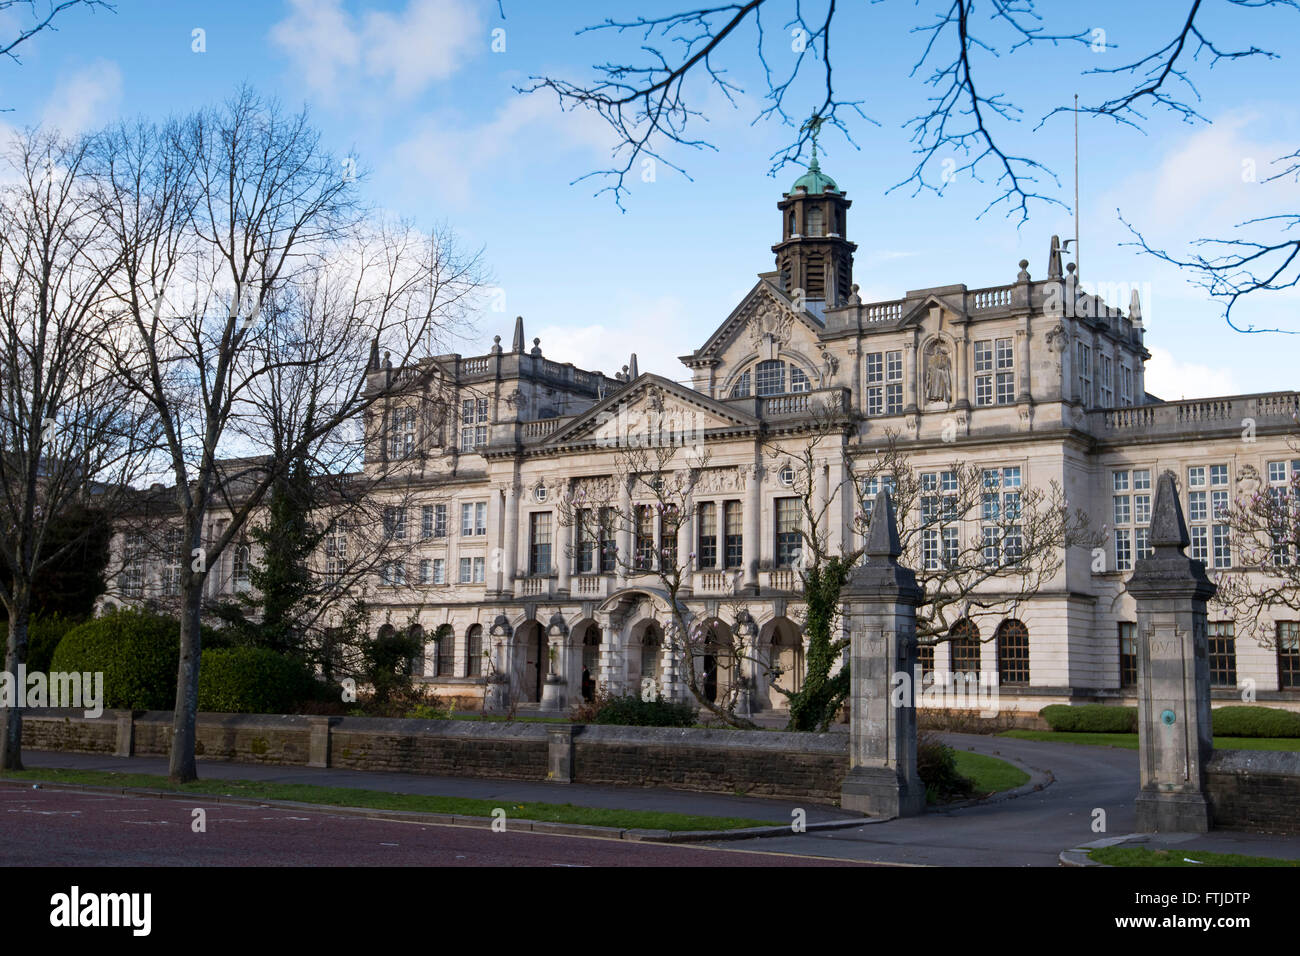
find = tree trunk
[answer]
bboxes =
[168,580,204,783]
[0,601,30,771]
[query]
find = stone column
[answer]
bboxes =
[541,612,569,712]
[903,340,918,414]
[676,503,694,596]
[1126,470,1217,833]
[1016,322,1032,403]
[813,460,829,550]
[501,483,519,598]
[617,478,632,588]
[743,464,761,594]
[555,487,571,596]
[596,610,623,695]
[840,490,926,818]
[954,325,970,409]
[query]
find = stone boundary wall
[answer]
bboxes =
[18,710,847,801]
[1206,749,1300,835]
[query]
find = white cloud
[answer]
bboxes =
[1142,346,1243,401]
[532,294,694,382]
[270,0,481,101]
[40,59,122,136]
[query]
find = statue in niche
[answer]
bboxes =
[924,342,953,405]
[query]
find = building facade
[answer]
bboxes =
[110,161,1300,717]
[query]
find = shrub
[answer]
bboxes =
[1212,706,1300,738]
[585,693,697,728]
[917,732,975,802]
[0,614,82,674]
[1039,704,1138,733]
[404,702,450,720]
[197,647,316,714]
[50,609,182,710]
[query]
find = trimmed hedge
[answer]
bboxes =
[1211,706,1300,738]
[50,609,181,710]
[197,647,316,715]
[590,694,698,728]
[1039,704,1138,733]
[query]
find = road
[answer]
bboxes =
[0,788,864,867]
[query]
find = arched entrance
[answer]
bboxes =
[574,622,602,701]
[763,617,804,709]
[629,620,663,700]
[515,620,547,703]
[694,618,734,706]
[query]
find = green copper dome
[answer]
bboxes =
[791,145,838,194]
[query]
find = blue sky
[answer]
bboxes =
[1,0,1296,398]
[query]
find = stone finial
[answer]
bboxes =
[1048,235,1063,280]
[1149,470,1191,551]
[866,490,902,560]
[1017,258,1030,282]
[490,334,503,355]
[1129,288,1143,324]
[367,337,380,371]
[628,353,639,380]
[512,315,525,353]
[531,336,542,357]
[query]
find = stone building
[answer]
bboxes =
[109,159,1300,718]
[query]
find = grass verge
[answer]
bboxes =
[1089,846,1300,867]
[998,730,1300,751]
[0,768,771,832]
[951,750,1030,795]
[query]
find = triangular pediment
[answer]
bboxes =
[682,277,826,365]
[543,374,759,447]
[895,292,969,329]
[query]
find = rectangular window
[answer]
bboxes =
[1212,524,1231,568]
[459,557,472,583]
[865,351,903,415]
[381,560,405,587]
[1076,342,1091,404]
[599,507,617,573]
[422,504,447,539]
[388,405,416,459]
[916,643,935,680]
[460,397,489,452]
[698,502,718,569]
[635,505,655,570]
[121,532,146,598]
[529,511,552,576]
[775,498,802,569]
[1099,354,1113,407]
[724,500,743,569]
[1208,622,1237,687]
[865,352,883,416]
[460,502,487,536]
[383,506,408,541]
[459,556,485,584]
[975,337,1014,406]
[419,559,432,585]
[1279,622,1300,690]
[575,508,595,574]
[432,558,445,585]
[885,350,903,414]
[1112,468,1151,570]
[325,525,347,583]
[1190,526,1208,563]
[1118,622,1137,688]
[1120,363,1133,406]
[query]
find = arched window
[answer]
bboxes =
[731,370,751,398]
[434,624,454,678]
[996,619,1030,685]
[466,624,483,677]
[233,543,251,592]
[755,360,786,396]
[582,626,602,700]
[949,619,981,677]
[640,625,662,693]
[409,624,426,677]
[790,365,810,393]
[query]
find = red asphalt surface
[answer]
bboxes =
[0,787,865,867]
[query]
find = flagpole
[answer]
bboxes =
[1074,93,1080,279]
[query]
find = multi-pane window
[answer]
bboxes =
[1112,468,1152,571]
[731,370,751,398]
[575,509,597,573]
[163,528,183,596]
[458,556,485,584]
[1188,464,1230,568]
[922,527,958,570]
[724,500,744,569]
[980,466,1022,564]
[380,560,405,587]
[922,470,959,525]
[383,506,408,541]
[1118,622,1137,687]
[865,350,903,415]
[790,366,810,393]
[1119,362,1133,406]
[1279,622,1300,689]
[460,501,487,536]
[635,505,656,570]
[1208,622,1237,687]
[466,625,483,678]
[422,503,447,539]
[996,620,1030,685]
[775,497,802,569]
[437,629,455,678]
[419,559,433,585]
[233,543,252,591]
[755,360,785,396]
[950,620,981,675]
[529,512,552,576]
[121,532,146,598]
[860,475,897,526]
[1266,460,1300,565]
[460,397,488,452]
[1076,342,1092,405]
[388,405,416,459]
[974,338,1014,406]
[431,558,446,585]
[325,524,347,583]
[916,643,935,680]
[1099,354,1113,407]
[698,502,718,569]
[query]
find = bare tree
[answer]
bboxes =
[0,128,154,769]
[0,1,111,73]
[93,87,485,783]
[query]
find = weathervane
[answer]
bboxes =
[801,112,826,165]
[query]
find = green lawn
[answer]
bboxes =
[0,768,771,832]
[1090,846,1300,867]
[999,730,1300,751]
[952,750,1030,794]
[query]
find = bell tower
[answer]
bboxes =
[772,127,855,307]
